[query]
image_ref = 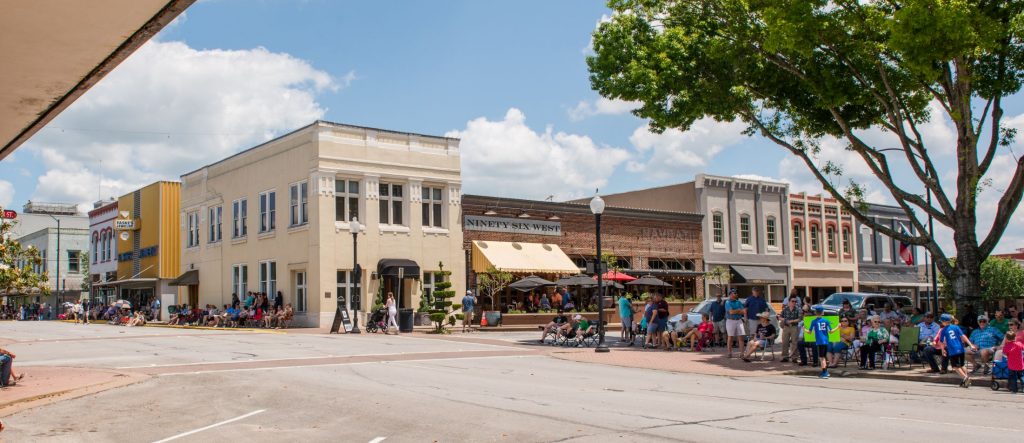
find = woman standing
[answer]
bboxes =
[386,292,399,334]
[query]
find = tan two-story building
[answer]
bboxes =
[179,121,465,327]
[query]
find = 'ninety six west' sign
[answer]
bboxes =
[464,215,561,236]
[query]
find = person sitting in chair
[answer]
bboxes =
[575,315,595,344]
[742,312,777,362]
[662,316,694,351]
[539,309,569,343]
[678,313,714,351]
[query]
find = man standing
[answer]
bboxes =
[618,294,634,344]
[461,290,476,333]
[653,293,670,336]
[745,287,768,337]
[778,297,802,362]
[151,297,161,322]
[725,289,746,358]
[708,293,727,345]
[783,288,802,309]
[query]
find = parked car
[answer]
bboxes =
[687,298,779,330]
[819,292,914,316]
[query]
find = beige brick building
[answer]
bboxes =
[179,121,465,327]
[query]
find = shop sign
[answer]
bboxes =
[119,246,157,261]
[640,227,697,242]
[1,209,16,219]
[114,219,136,230]
[464,215,561,236]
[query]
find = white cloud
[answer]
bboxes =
[24,40,341,206]
[0,180,13,207]
[567,97,640,121]
[449,108,630,200]
[626,118,747,180]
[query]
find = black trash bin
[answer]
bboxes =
[399,308,414,333]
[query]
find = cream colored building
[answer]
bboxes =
[179,121,465,327]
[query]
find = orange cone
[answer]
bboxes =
[480,313,487,327]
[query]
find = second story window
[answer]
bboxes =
[712,212,724,244]
[92,234,99,263]
[233,198,247,238]
[810,224,820,254]
[259,190,276,233]
[766,217,777,248]
[792,222,803,253]
[861,225,873,261]
[335,179,360,223]
[290,181,308,226]
[68,250,81,273]
[186,211,199,247]
[379,183,404,226]
[208,206,222,243]
[739,214,751,246]
[842,226,851,255]
[827,225,836,255]
[422,186,443,228]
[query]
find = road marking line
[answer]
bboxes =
[368,437,387,443]
[152,409,265,443]
[156,354,540,376]
[879,416,1021,432]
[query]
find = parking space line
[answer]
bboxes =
[152,409,265,443]
[368,437,387,443]
[879,416,1021,432]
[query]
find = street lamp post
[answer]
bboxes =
[590,193,609,353]
[350,216,363,334]
[48,215,60,315]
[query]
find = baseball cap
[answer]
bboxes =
[939,313,953,322]
[977,315,989,322]
[812,305,824,313]
[728,288,738,295]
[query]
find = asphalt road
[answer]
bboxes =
[1,322,1021,442]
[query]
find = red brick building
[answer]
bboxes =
[462,195,704,310]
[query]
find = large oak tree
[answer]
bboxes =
[588,0,1024,307]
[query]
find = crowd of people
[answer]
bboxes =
[167,291,293,329]
[0,303,53,321]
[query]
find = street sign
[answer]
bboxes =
[1,209,16,219]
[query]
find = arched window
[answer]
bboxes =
[766,216,777,248]
[92,232,99,263]
[842,225,851,255]
[860,225,873,261]
[827,224,836,255]
[712,212,724,244]
[810,223,820,254]
[739,214,751,246]
[792,222,803,253]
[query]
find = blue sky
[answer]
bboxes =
[1,0,1021,254]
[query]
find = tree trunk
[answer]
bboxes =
[952,235,983,316]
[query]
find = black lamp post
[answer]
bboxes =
[350,216,363,334]
[590,192,609,353]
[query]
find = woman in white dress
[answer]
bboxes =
[386,292,399,334]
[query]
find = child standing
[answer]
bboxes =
[937,313,979,388]
[805,305,838,379]
[1003,331,1023,393]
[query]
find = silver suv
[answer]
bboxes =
[820,292,915,315]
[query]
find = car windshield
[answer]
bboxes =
[821,293,865,309]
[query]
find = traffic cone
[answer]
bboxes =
[480,313,487,327]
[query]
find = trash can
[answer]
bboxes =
[399,308,414,333]
[484,310,501,327]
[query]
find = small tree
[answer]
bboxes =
[428,262,455,333]
[704,266,731,299]
[941,257,1024,302]
[0,212,50,296]
[476,265,513,310]
[80,254,91,295]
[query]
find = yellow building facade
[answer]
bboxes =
[104,181,180,312]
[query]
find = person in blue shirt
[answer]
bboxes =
[966,315,1003,375]
[745,287,769,338]
[804,305,838,378]
[708,294,727,345]
[618,294,635,345]
[937,313,979,388]
[724,289,747,357]
[461,290,477,333]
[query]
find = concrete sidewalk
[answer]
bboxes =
[0,366,147,417]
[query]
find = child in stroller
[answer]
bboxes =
[365,308,389,333]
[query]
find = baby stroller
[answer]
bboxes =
[990,357,1018,391]
[365,308,388,333]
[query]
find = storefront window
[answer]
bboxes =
[336,270,360,311]
[422,186,444,228]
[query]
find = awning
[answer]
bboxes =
[168,270,199,286]
[377,259,421,279]
[93,278,158,288]
[472,240,580,274]
[731,265,786,285]
[859,270,928,287]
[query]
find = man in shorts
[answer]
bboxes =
[724,289,747,358]
[709,293,726,345]
[618,294,634,344]
[539,309,569,343]
[461,290,476,333]
[967,315,1002,375]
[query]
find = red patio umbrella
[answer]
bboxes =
[598,270,636,282]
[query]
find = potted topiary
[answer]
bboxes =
[428,262,455,333]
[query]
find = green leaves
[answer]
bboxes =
[0,210,50,296]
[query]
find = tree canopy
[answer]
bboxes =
[589,0,1024,301]
[0,210,50,296]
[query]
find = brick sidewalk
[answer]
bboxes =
[546,346,973,386]
[0,366,147,417]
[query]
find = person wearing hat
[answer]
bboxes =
[967,314,1003,375]
[461,290,477,333]
[708,292,727,346]
[724,288,747,358]
[937,313,979,387]
[574,314,594,344]
[741,312,777,362]
[805,305,838,378]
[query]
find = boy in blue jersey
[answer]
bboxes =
[804,305,838,379]
[937,313,979,388]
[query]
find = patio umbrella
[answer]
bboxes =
[114,299,132,309]
[592,278,624,290]
[509,275,556,292]
[626,275,672,287]
[600,270,636,282]
[554,275,598,287]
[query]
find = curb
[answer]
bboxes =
[781,368,967,385]
[57,320,284,334]
[0,370,150,418]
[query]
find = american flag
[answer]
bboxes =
[898,223,914,266]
